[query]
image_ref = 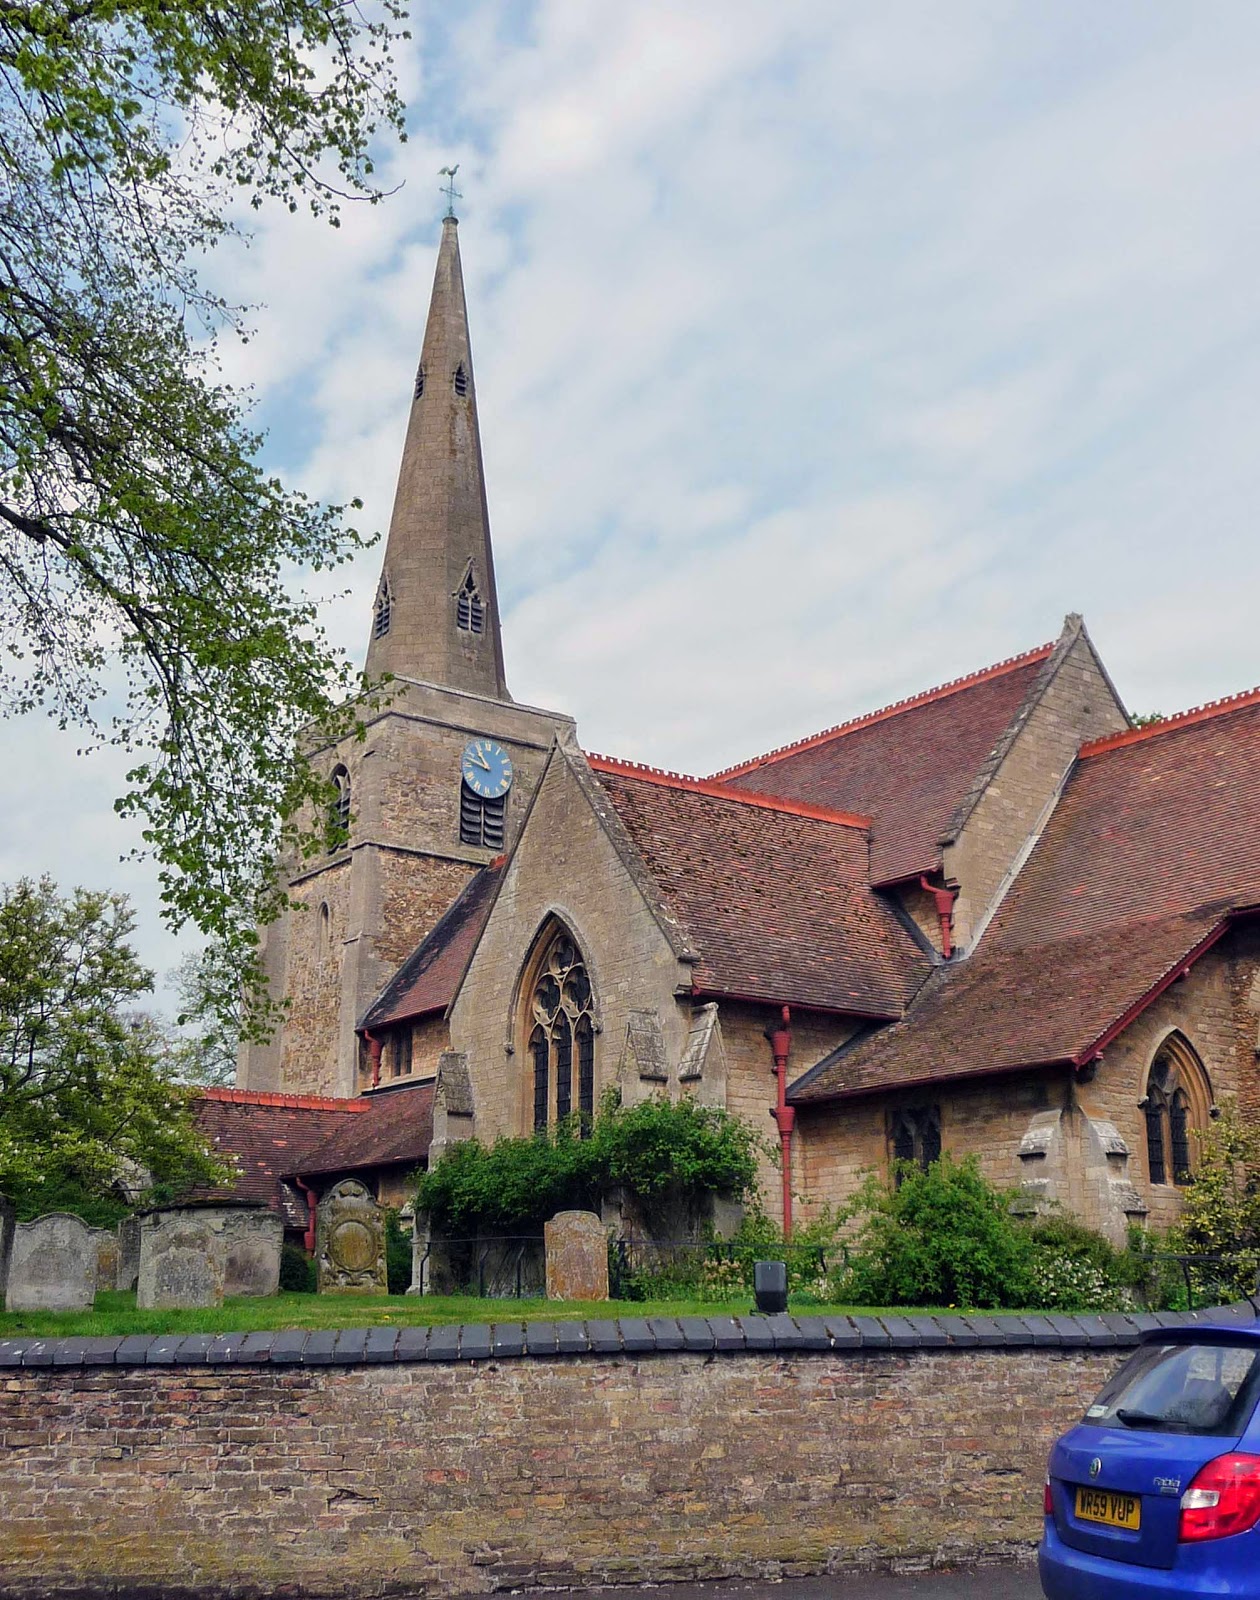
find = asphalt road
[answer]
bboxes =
[541,1563,1042,1599]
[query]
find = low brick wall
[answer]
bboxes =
[0,1307,1252,1598]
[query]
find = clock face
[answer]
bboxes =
[461,739,513,800]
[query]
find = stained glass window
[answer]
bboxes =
[1143,1038,1210,1188]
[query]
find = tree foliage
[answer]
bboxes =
[159,944,241,1086]
[416,1094,762,1237]
[0,1,409,1020]
[1173,1100,1260,1300]
[0,876,228,1213]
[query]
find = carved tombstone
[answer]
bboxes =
[137,1209,225,1309]
[544,1209,609,1302]
[115,1216,141,1291]
[4,1212,98,1312]
[221,1208,283,1297]
[0,1195,14,1302]
[317,1180,388,1295]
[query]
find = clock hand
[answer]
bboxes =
[473,751,492,770]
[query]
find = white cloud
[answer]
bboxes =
[9,0,1260,978]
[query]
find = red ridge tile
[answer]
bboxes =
[586,754,871,829]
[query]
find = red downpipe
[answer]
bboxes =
[295,1177,317,1254]
[919,876,958,959]
[769,1005,795,1239]
[365,1029,382,1088]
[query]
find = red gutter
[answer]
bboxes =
[769,1006,795,1239]
[294,1177,318,1254]
[918,876,958,959]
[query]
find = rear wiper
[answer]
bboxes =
[1116,1407,1180,1428]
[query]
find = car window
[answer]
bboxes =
[1084,1342,1260,1436]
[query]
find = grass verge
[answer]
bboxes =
[0,1290,1006,1339]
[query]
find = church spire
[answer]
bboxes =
[365,214,510,699]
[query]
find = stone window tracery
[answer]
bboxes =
[1143,1035,1211,1187]
[888,1105,941,1182]
[527,932,596,1134]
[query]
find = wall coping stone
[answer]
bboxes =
[1,1302,1256,1369]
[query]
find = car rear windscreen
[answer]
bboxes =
[1084,1341,1260,1436]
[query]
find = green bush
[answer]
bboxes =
[279,1242,316,1293]
[416,1092,762,1237]
[1023,1213,1141,1311]
[834,1155,1035,1309]
[1171,1101,1260,1302]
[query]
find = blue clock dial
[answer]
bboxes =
[461,739,513,800]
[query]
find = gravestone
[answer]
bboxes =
[221,1208,283,1297]
[317,1179,387,1295]
[115,1216,141,1291]
[544,1209,609,1301]
[0,1195,14,1302]
[137,1209,225,1309]
[4,1213,98,1312]
[92,1228,119,1293]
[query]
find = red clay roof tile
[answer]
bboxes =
[593,765,930,1017]
[718,646,1052,884]
[360,864,502,1030]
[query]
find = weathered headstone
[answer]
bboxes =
[0,1195,14,1302]
[115,1216,141,1292]
[221,1208,283,1297]
[544,1209,609,1301]
[4,1213,98,1312]
[92,1228,119,1293]
[317,1179,387,1295]
[137,1209,225,1309]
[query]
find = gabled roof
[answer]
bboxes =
[714,643,1054,884]
[793,690,1260,1102]
[589,757,930,1017]
[359,862,503,1030]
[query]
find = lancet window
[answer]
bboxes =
[527,932,596,1133]
[888,1105,941,1182]
[413,363,425,400]
[1143,1035,1211,1187]
[456,569,484,634]
[453,362,469,398]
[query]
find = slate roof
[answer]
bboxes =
[589,760,931,1017]
[359,863,502,1030]
[793,690,1260,1102]
[714,644,1053,884]
[192,1084,433,1220]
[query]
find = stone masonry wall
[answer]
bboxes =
[0,1318,1148,1600]
[946,632,1127,952]
[452,751,691,1142]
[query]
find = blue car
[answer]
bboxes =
[1040,1321,1260,1597]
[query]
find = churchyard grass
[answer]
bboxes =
[0,1289,993,1338]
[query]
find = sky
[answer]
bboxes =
[4,0,1260,1001]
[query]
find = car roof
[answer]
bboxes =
[1139,1316,1260,1347]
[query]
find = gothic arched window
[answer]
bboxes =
[527,931,596,1133]
[888,1105,941,1184]
[453,362,469,398]
[1143,1035,1211,1187]
[374,575,392,639]
[329,765,351,844]
[456,569,484,634]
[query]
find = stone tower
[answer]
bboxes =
[239,216,573,1098]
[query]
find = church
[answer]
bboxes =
[201,213,1260,1250]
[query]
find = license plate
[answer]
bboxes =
[1075,1486,1141,1531]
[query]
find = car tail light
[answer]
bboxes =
[1044,1479,1054,1516]
[1179,1453,1260,1542]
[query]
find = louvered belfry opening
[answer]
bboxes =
[527,932,596,1133]
[373,576,392,639]
[456,569,484,634]
[459,783,505,849]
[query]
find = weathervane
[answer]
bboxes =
[439,164,462,219]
